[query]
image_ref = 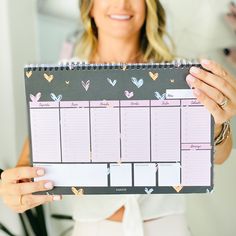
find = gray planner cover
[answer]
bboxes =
[24,61,214,195]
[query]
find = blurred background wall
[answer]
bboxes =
[0,0,236,235]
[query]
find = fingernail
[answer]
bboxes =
[53,195,61,201]
[190,67,200,74]
[37,168,45,176]
[223,48,231,56]
[44,182,53,189]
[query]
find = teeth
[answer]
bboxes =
[110,15,131,20]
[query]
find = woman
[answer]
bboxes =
[0,0,235,235]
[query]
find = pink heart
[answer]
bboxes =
[124,90,134,99]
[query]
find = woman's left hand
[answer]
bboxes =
[186,59,236,132]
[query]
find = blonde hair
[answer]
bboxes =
[76,0,175,62]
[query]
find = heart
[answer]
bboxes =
[149,71,158,81]
[26,71,32,78]
[124,90,134,99]
[144,187,154,194]
[44,73,54,82]
[50,93,62,102]
[65,81,70,85]
[170,79,175,83]
[173,185,183,193]
[154,91,166,100]
[71,187,84,196]
[131,77,143,88]
[122,65,127,71]
[82,80,90,91]
[30,92,41,102]
[107,78,117,86]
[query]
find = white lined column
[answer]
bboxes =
[151,100,181,162]
[30,102,61,163]
[120,100,150,162]
[60,101,90,162]
[90,100,120,162]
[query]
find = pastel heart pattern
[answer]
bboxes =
[30,92,41,102]
[50,93,62,102]
[44,73,54,82]
[71,187,84,196]
[82,80,90,91]
[154,91,166,100]
[124,90,134,99]
[131,77,143,88]
[26,71,32,78]
[149,71,158,81]
[144,187,154,194]
[122,65,127,71]
[173,185,183,193]
[107,78,117,86]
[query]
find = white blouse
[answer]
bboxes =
[72,194,186,236]
[61,59,186,236]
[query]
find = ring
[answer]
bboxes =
[19,195,23,206]
[219,96,228,109]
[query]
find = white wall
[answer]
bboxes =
[0,0,38,235]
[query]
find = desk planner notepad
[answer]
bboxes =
[24,62,214,195]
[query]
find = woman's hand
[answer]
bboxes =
[0,167,61,213]
[186,59,236,131]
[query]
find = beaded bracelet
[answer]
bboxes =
[214,121,231,146]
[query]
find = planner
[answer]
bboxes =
[24,61,214,195]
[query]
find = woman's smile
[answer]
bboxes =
[108,14,133,21]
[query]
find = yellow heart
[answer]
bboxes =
[44,73,54,82]
[149,71,158,81]
[71,187,84,196]
[26,71,32,78]
[173,185,183,193]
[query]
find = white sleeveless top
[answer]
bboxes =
[61,58,186,236]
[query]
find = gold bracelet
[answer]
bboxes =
[214,121,231,146]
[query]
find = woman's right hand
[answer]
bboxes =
[0,166,61,213]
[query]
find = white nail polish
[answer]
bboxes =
[44,182,53,189]
[37,169,45,176]
[53,195,61,201]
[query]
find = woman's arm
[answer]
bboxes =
[17,138,30,167]
[214,124,233,164]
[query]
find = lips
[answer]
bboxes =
[109,14,133,21]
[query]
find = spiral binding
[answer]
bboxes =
[24,59,200,72]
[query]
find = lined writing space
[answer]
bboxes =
[110,164,132,187]
[181,150,211,186]
[134,163,156,186]
[34,163,108,186]
[30,109,61,163]
[121,106,150,162]
[151,107,180,162]
[181,106,211,143]
[91,103,120,162]
[158,163,181,186]
[60,107,90,162]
